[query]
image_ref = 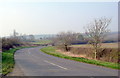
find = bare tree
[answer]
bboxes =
[55,31,82,51]
[77,34,84,41]
[85,17,111,59]
[28,35,35,42]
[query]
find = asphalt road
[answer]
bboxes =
[11,46,118,76]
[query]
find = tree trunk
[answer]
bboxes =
[65,45,68,51]
[94,51,97,60]
[94,43,98,60]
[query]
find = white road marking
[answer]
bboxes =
[44,60,68,70]
[26,48,68,70]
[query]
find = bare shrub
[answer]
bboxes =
[70,46,118,63]
[99,48,118,63]
[70,47,94,58]
[2,37,22,51]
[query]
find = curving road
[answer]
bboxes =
[10,46,118,76]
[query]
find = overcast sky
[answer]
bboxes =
[0,1,118,37]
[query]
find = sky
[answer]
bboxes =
[0,0,118,37]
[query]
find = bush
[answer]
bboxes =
[98,48,118,63]
[2,37,22,51]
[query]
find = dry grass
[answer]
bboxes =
[56,49,92,59]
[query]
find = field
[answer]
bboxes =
[32,40,52,44]
[71,43,118,48]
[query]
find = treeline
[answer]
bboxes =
[1,30,36,51]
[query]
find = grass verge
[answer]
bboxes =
[40,46,120,70]
[2,46,33,76]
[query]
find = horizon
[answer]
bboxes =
[2,31,118,38]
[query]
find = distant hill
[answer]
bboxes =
[104,32,118,41]
[4,32,118,42]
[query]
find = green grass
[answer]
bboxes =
[32,40,52,44]
[2,46,33,76]
[40,46,120,70]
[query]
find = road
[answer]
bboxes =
[10,46,118,76]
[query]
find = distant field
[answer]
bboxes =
[71,43,118,48]
[32,40,52,44]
